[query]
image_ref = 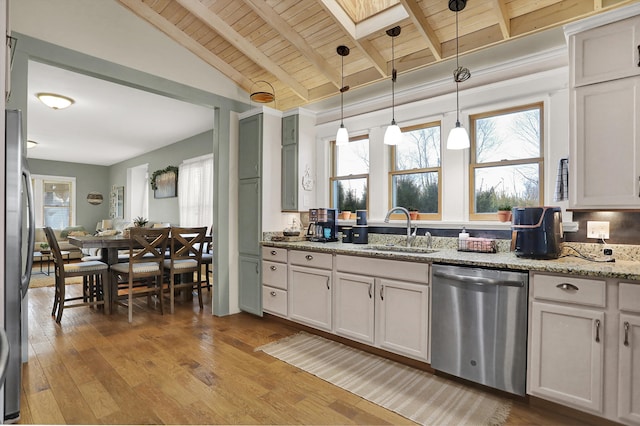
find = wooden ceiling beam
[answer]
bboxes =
[117,0,254,91]
[243,0,342,89]
[399,0,442,60]
[492,0,511,39]
[175,0,309,101]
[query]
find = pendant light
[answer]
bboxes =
[446,0,471,150]
[384,26,402,146]
[336,45,350,146]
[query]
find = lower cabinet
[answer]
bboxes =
[529,301,604,412]
[334,272,375,344]
[239,255,262,316]
[618,282,640,425]
[289,264,332,331]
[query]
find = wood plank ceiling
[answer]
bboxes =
[117,0,638,111]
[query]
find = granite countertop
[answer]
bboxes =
[262,238,640,282]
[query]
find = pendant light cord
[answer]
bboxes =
[391,33,396,123]
[455,10,460,124]
[340,53,344,126]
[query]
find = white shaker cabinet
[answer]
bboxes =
[288,250,333,331]
[261,247,288,318]
[618,282,640,425]
[334,272,375,344]
[567,11,640,209]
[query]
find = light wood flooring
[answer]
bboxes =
[19,284,596,425]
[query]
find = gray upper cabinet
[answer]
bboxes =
[282,115,299,211]
[239,113,262,179]
[281,110,316,212]
[282,114,298,146]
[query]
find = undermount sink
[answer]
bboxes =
[362,244,438,254]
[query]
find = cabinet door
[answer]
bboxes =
[529,302,604,413]
[289,265,332,331]
[238,178,261,256]
[573,16,640,87]
[282,114,298,146]
[239,114,262,179]
[573,77,640,208]
[618,314,640,424]
[281,143,298,211]
[239,255,262,316]
[334,272,375,344]
[377,279,429,361]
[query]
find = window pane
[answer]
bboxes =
[395,126,440,170]
[44,207,70,228]
[44,181,72,227]
[475,107,540,163]
[332,178,367,212]
[474,164,539,213]
[336,138,369,176]
[392,172,439,213]
[44,182,70,206]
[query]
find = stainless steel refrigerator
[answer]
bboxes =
[3,109,34,422]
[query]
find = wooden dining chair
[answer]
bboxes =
[43,227,109,323]
[164,226,207,313]
[200,225,213,292]
[110,227,170,323]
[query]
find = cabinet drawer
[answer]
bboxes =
[619,282,640,313]
[262,286,287,316]
[289,250,333,269]
[531,273,606,307]
[262,261,287,290]
[261,246,288,263]
[336,255,429,284]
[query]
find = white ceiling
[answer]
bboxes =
[26,60,215,167]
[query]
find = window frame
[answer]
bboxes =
[388,121,442,220]
[469,102,544,221]
[31,174,77,229]
[329,134,370,213]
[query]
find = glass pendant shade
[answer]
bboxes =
[384,121,402,145]
[336,124,349,146]
[447,121,470,149]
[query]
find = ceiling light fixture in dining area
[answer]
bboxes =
[36,92,75,110]
[384,26,402,146]
[446,0,471,150]
[336,45,350,146]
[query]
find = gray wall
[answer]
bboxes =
[28,159,109,232]
[109,129,214,225]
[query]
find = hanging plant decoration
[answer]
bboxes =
[150,166,178,198]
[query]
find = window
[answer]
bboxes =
[390,122,441,219]
[178,154,214,227]
[330,135,369,213]
[31,175,76,229]
[470,103,543,220]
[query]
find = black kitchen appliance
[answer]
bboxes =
[353,225,368,244]
[512,206,563,259]
[309,208,338,242]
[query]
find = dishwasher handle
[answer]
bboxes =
[433,270,524,287]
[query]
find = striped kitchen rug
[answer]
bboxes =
[258,332,512,426]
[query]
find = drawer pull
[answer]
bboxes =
[595,319,601,343]
[380,285,384,301]
[637,45,640,67]
[270,265,277,271]
[270,291,276,297]
[305,254,314,261]
[556,283,579,291]
[624,321,630,346]
[270,250,277,256]
[368,282,373,299]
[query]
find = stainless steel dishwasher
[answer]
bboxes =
[431,264,528,396]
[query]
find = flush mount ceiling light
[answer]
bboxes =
[26,140,38,149]
[446,0,471,150]
[336,45,350,146]
[249,80,276,105]
[36,92,75,110]
[384,26,402,146]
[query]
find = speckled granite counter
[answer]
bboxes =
[262,238,640,282]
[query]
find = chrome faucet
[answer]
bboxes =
[384,207,417,247]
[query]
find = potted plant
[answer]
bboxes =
[339,211,351,220]
[39,242,50,254]
[133,216,149,227]
[408,207,419,220]
[497,204,512,222]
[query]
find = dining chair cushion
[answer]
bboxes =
[111,262,160,274]
[163,258,198,270]
[64,261,108,273]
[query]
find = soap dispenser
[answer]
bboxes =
[458,227,469,250]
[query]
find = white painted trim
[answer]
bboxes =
[563,2,640,38]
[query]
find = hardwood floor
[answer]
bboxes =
[19,285,591,425]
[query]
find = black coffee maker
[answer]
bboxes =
[308,208,338,242]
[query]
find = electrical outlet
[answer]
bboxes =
[587,221,610,239]
[604,248,613,256]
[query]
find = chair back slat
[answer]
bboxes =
[128,227,170,265]
[43,227,65,269]
[169,227,207,263]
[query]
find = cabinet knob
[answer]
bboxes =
[270,265,277,271]
[305,254,313,261]
[270,250,277,256]
[270,291,276,297]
